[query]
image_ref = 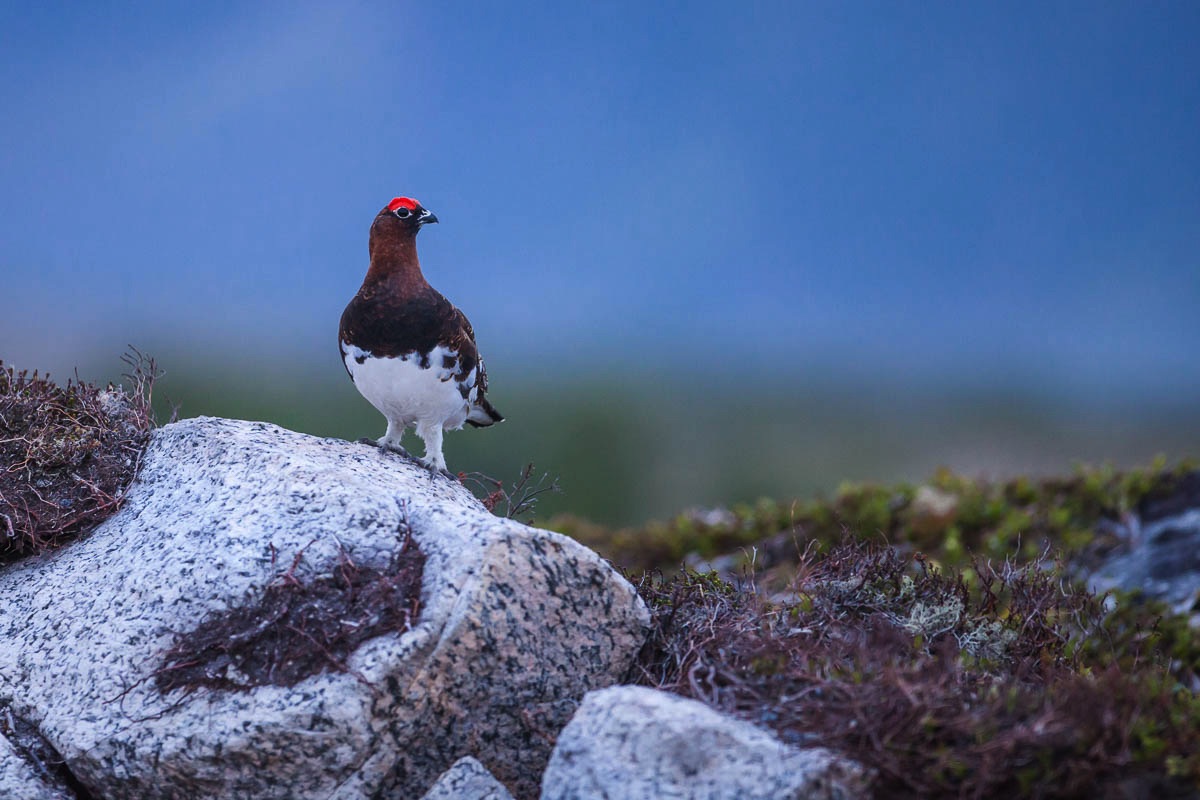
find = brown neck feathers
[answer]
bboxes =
[365,221,428,288]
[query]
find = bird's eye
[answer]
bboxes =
[395,207,412,218]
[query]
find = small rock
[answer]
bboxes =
[420,756,514,800]
[540,685,868,800]
[907,485,959,536]
[684,507,738,528]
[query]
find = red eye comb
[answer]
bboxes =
[388,197,419,211]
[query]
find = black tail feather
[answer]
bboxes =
[466,395,504,428]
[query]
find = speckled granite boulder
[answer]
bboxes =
[540,686,868,800]
[421,756,515,800]
[0,417,649,800]
[0,729,73,800]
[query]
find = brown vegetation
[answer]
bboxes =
[0,352,157,564]
[464,462,561,522]
[156,533,425,694]
[630,541,1200,798]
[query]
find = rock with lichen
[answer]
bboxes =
[0,417,649,800]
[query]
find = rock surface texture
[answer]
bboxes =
[0,417,649,800]
[420,756,515,800]
[1088,470,1200,620]
[0,728,73,800]
[540,686,868,800]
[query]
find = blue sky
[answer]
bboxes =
[3,2,1198,397]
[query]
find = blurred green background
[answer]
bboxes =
[77,345,1197,527]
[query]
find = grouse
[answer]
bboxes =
[339,197,503,474]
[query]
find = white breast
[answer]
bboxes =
[342,342,473,430]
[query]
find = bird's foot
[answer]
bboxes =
[382,442,414,458]
[418,457,458,481]
[360,437,413,459]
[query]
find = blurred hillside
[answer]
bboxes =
[43,346,1199,527]
[4,5,1199,527]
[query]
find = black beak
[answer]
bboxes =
[418,209,438,225]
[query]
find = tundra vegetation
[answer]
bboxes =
[0,352,157,563]
[511,456,1200,796]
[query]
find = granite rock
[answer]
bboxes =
[421,756,515,800]
[540,685,868,800]
[0,728,73,800]
[0,417,649,800]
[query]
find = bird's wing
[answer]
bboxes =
[449,306,487,391]
[337,339,353,379]
[339,288,485,387]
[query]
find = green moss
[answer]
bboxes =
[1085,590,1200,685]
[551,459,1198,576]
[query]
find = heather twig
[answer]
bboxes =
[462,462,561,522]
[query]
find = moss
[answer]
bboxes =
[551,459,1198,577]
[1084,590,1200,687]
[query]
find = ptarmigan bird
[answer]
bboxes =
[339,196,503,474]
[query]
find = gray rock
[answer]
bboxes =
[1088,470,1200,619]
[0,728,73,800]
[0,417,649,800]
[421,756,515,800]
[540,685,868,800]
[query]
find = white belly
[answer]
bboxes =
[343,343,471,431]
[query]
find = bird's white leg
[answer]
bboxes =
[415,422,448,473]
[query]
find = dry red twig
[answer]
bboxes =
[461,462,561,521]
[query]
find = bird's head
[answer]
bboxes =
[373,196,438,236]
